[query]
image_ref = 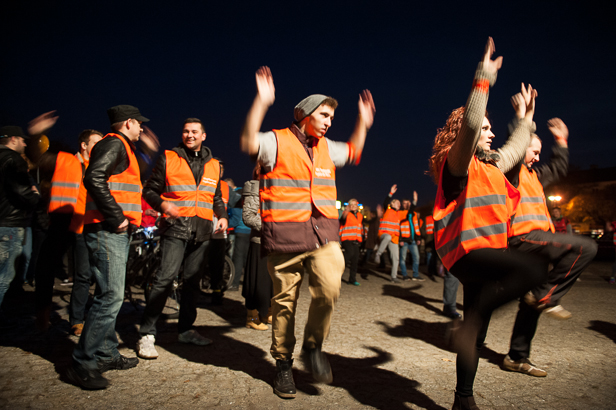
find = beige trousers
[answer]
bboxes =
[267,241,345,360]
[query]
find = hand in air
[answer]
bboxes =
[255,66,275,107]
[547,118,568,141]
[28,110,59,135]
[481,37,503,76]
[358,90,376,129]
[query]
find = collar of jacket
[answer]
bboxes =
[174,143,213,163]
[289,123,317,147]
[116,131,137,152]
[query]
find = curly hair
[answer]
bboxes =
[428,107,466,184]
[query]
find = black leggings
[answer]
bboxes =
[450,248,548,396]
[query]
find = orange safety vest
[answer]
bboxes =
[339,211,363,242]
[221,180,229,210]
[48,151,82,214]
[84,134,143,226]
[260,128,338,222]
[379,208,400,244]
[399,210,421,239]
[511,165,555,236]
[159,151,220,221]
[434,156,520,271]
[69,154,89,234]
[425,215,434,235]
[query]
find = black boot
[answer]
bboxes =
[273,359,296,399]
[302,345,333,384]
[452,394,479,410]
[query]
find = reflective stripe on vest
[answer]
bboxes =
[339,212,363,242]
[510,166,555,236]
[84,134,143,226]
[425,215,434,234]
[260,128,338,222]
[160,151,220,221]
[48,152,83,214]
[433,156,520,271]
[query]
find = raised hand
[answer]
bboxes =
[28,110,59,135]
[140,125,160,153]
[520,83,538,121]
[413,190,418,203]
[511,91,526,119]
[390,184,397,195]
[358,90,376,130]
[547,118,569,141]
[255,66,275,107]
[481,37,503,76]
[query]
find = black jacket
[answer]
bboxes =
[505,145,569,190]
[84,133,141,232]
[143,144,227,242]
[0,146,40,227]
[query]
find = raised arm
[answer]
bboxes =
[347,90,376,155]
[496,84,538,173]
[535,118,569,187]
[447,37,501,177]
[240,66,275,156]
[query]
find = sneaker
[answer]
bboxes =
[71,323,84,336]
[227,285,239,292]
[273,359,296,399]
[374,254,381,264]
[97,355,139,373]
[137,335,159,359]
[443,309,462,320]
[347,281,360,286]
[302,345,333,384]
[411,276,426,282]
[390,278,401,283]
[402,276,411,281]
[67,362,109,390]
[544,305,572,320]
[502,355,547,377]
[178,329,212,346]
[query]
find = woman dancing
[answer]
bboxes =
[429,38,548,410]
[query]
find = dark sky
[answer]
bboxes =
[2,1,614,210]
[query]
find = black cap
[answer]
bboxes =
[0,125,28,140]
[106,105,150,124]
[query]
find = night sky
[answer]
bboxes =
[2,1,614,210]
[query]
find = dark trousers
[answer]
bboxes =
[450,248,548,397]
[208,238,226,290]
[506,230,598,360]
[34,213,73,311]
[242,241,273,318]
[139,236,210,336]
[341,240,360,283]
[69,233,95,325]
[231,233,250,287]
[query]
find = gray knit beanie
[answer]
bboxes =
[293,94,329,122]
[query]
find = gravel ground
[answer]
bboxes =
[1,259,615,410]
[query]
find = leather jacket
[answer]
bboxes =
[83,133,136,232]
[143,144,227,242]
[0,146,40,227]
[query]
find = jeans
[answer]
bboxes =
[0,227,25,308]
[140,236,210,336]
[408,241,420,278]
[69,233,95,326]
[73,230,130,369]
[399,242,409,277]
[231,233,250,287]
[19,227,32,283]
[443,270,460,312]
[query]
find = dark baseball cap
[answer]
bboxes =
[0,125,29,140]
[107,105,150,124]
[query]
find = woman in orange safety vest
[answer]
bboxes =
[428,38,549,408]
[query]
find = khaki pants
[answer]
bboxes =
[267,241,345,360]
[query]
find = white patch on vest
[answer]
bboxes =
[314,167,331,178]
[202,177,217,186]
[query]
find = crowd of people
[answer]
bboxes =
[0,37,611,409]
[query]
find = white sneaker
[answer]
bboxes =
[137,335,159,359]
[178,329,212,346]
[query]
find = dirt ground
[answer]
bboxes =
[1,259,615,410]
